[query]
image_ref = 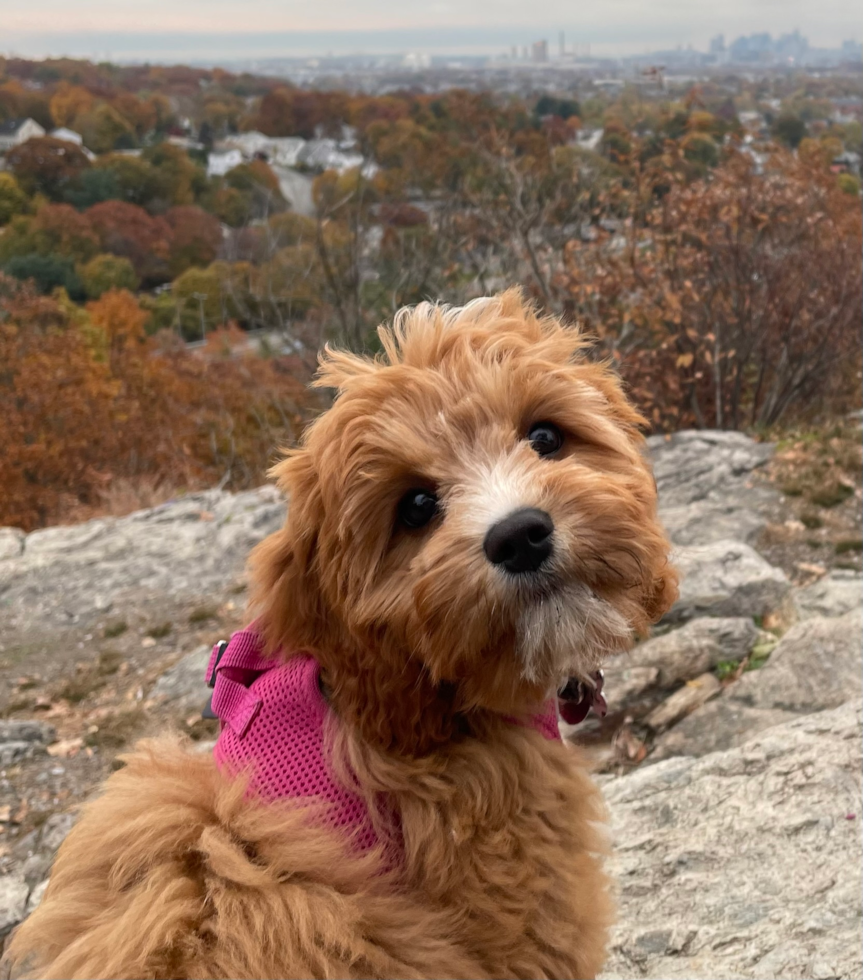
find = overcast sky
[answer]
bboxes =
[5,1,862,62]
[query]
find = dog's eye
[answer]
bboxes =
[397,489,439,529]
[527,422,563,457]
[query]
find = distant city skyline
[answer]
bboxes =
[3,1,861,62]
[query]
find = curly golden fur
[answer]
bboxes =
[8,289,677,979]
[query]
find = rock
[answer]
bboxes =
[644,674,721,731]
[601,701,862,980]
[149,645,212,714]
[669,540,791,623]
[648,431,777,546]
[0,875,28,939]
[0,722,56,766]
[24,881,47,916]
[731,609,862,714]
[0,530,24,562]
[603,666,660,709]
[0,744,33,767]
[0,488,285,631]
[33,813,75,857]
[650,610,862,761]
[627,618,759,687]
[0,722,56,746]
[650,699,794,762]
[795,570,862,620]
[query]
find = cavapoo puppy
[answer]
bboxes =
[8,289,676,980]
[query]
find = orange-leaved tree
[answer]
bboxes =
[0,278,311,530]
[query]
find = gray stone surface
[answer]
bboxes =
[644,674,721,731]
[731,609,862,713]
[148,645,212,713]
[0,530,24,562]
[651,609,862,760]
[0,488,285,630]
[621,618,759,689]
[669,540,791,623]
[647,430,777,546]
[795,570,862,620]
[0,722,55,746]
[650,700,796,762]
[603,666,660,710]
[0,722,56,767]
[601,701,863,980]
[0,876,28,939]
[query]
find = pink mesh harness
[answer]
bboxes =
[206,628,562,853]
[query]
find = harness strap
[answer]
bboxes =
[206,629,276,738]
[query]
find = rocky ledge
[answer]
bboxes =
[0,430,860,979]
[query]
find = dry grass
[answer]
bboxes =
[54,477,184,526]
[84,707,147,750]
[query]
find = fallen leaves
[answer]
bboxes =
[0,800,29,824]
[46,737,84,759]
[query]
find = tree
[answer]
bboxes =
[0,173,28,225]
[772,113,807,149]
[7,136,91,199]
[76,102,136,154]
[0,204,99,264]
[172,265,226,339]
[222,159,285,220]
[142,142,205,208]
[163,205,223,276]
[110,92,158,141]
[63,168,122,209]
[3,252,84,298]
[80,253,139,299]
[91,154,160,209]
[562,149,862,430]
[87,200,172,285]
[49,81,94,127]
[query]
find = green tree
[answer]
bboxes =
[91,154,160,209]
[0,173,28,225]
[80,253,139,299]
[3,253,84,299]
[76,102,137,154]
[772,113,807,149]
[63,168,122,209]
[142,142,207,208]
[172,265,225,339]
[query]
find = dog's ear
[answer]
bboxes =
[248,448,333,655]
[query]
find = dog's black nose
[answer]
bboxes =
[483,508,554,573]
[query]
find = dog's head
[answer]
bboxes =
[251,290,677,752]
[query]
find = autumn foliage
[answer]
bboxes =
[1,57,861,531]
[0,277,310,531]
[561,149,862,430]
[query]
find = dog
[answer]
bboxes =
[8,289,677,979]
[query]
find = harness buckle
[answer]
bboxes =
[207,640,229,689]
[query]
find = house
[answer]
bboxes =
[216,133,306,168]
[831,151,861,176]
[49,126,83,145]
[737,111,768,137]
[0,118,46,152]
[572,128,604,152]
[167,135,204,151]
[207,148,243,177]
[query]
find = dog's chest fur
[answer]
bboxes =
[384,724,612,978]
